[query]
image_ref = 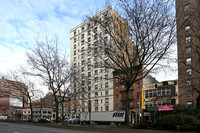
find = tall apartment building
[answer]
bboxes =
[70,6,127,112]
[176,0,200,104]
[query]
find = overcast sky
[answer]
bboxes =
[0,0,177,92]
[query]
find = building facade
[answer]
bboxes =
[143,80,178,121]
[176,0,200,104]
[70,6,126,112]
[0,78,28,118]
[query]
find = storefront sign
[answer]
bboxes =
[158,105,174,111]
[144,98,154,102]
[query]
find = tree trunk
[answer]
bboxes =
[55,99,59,123]
[29,99,33,122]
[125,87,130,126]
[61,103,64,125]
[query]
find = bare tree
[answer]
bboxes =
[25,35,71,123]
[87,0,176,125]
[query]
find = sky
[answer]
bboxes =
[0,0,177,94]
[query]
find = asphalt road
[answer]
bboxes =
[0,122,98,133]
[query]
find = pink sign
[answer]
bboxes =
[158,105,174,111]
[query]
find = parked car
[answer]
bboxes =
[64,118,70,123]
[52,117,62,123]
[68,115,80,124]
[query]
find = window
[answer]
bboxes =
[95,70,98,75]
[81,60,85,65]
[104,36,108,42]
[187,90,193,97]
[186,57,191,65]
[105,90,108,95]
[185,36,191,43]
[88,30,91,35]
[74,57,76,62]
[137,82,140,88]
[105,82,109,88]
[74,50,76,55]
[88,65,91,70]
[94,56,98,60]
[116,95,118,101]
[82,80,85,86]
[74,38,76,43]
[105,106,109,111]
[81,34,84,39]
[88,79,91,85]
[185,26,190,32]
[88,44,91,49]
[184,15,190,21]
[81,53,85,59]
[82,74,85,78]
[88,37,91,42]
[95,99,98,104]
[115,78,118,83]
[81,67,84,72]
[122,93,124,100]
[94,34,98,40]
[95,77,98,82]
[81,40,84,45]
[105,98,109,103]
[94,62,98,68]
[88,58,91,63]
[187,80,192,86]
[186,68,192,75]
[88,72,91,77]
[121,85,125,90]
[81,47,84,52]
[137,92,140,98]
[145,90,149,98]
[88,24,91,29]
[95,84,98,89]
[115,86,118,91]
[130,102,134,109]
[82,26,84,32]
[94,27,97,33]
[74,31,76,36]
[130,93,133,99]
[74,44,76,49]
[162,88,166,96]
[95,107,98,112]
[95,92,98,96]
[105,74,108,80]
[184,4,190,12]
[186,47,192,54]
[166,88,171,96]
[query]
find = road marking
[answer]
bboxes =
[13,132,20,133]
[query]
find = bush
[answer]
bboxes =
[132,121,155,129]
[37,119,50,123]
[155,114,200,131]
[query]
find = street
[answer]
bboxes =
[0,122,96,133]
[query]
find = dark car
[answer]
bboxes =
[52,117,62,123]
[64,118,70,123]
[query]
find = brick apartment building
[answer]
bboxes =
[176,0,200,104]
[0,77,28,118]
[113,71,157,123]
